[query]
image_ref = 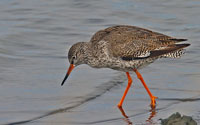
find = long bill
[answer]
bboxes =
[61,64,75,86]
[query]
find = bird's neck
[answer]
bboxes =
[79,42,93,62]
[80,42,100,67]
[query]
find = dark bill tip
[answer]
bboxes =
[61,73,69,86]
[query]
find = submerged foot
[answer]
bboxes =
[150,96,158,108]
[117,105,129,118]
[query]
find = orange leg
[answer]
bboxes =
[134,69,157,107]
[118,72,132,108]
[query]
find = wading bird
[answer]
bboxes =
[61,25,190,108]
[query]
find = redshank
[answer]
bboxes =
[61,25,190,107]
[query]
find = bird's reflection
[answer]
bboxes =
[118,105,157,125]
[146,105,157,124]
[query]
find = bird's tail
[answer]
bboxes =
[161,49,186,58]
[150,43,190,58]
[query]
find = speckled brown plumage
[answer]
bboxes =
[65,25,190,71]
[90,25,188,59]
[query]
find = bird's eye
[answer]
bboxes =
[72,56,76,60]
[71,56,76,64]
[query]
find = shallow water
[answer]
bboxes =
[0,0,200,124]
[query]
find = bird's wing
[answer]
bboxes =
[90,25,187,59]
[121,44,190,60]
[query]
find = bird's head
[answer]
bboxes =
[61,42,87,86]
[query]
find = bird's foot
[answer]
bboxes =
[150,96,158,108]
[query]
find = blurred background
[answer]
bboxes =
[0,0,200,124]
